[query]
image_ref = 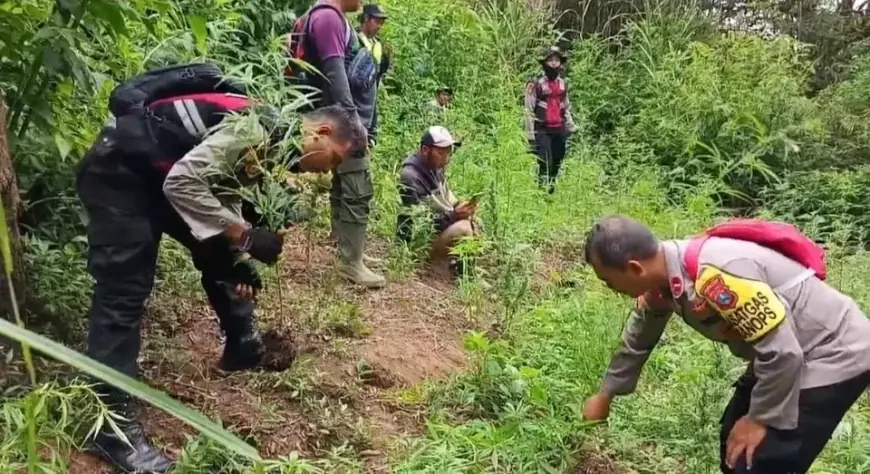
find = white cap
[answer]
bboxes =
[421,125,462,148]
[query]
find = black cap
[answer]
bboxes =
[362,4,388,19]
[436,86,453,95]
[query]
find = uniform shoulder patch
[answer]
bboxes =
[670,276,684,298]
[699,273,738,310]
[695,264,787,343]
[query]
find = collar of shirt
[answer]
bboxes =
[661,239,698,304]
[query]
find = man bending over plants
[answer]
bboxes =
[396,126,480,278]
[75,63,365,473]
[581,215,870,474]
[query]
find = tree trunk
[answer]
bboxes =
[0,92,24,320]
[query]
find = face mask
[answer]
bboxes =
[544,64,560,79]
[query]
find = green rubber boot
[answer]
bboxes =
[331,211,383,266]
[336,221,386,289]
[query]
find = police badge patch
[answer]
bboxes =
[699,274,738,311]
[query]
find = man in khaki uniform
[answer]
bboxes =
[581,215,870,474]
[428,86,453,115]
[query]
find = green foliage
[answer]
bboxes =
[812,51,870,169]
[0,318,262,461]
[761,167,870,246]
[1,382,100,473]
[571,16,823,207]
[21,235,91,338]
[2,0,870,472]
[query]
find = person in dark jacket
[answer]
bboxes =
[524,46,577,194]
[76,84,364,473]
[357,3,391,146]
[298,0,386,289]
[396,126,479,276]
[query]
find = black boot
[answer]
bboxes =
[449,255,466,279]
[202,280,294,372]
[219,325,266,372]
[88,392,173,473]
[200,279,266,371]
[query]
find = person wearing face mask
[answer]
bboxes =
[74,63,366,473]
[524,46,578,194]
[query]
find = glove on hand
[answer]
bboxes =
[238,227,283,264]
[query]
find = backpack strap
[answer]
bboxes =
[683,234,710,281]
[684,234,816,293]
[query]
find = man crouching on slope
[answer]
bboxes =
[580,215,870,474]
[75,64,366,473]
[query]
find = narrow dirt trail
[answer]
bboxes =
[69,227,479,473]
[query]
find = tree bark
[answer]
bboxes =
[0,92,25,320]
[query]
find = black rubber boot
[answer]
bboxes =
[449,255,466,280]
[88,391,173,473]
[199,279,266,372]
[218,325,266,372]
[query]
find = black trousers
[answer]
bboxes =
[534,128,568,188]
[720,371,870,474]
[75,136,256,380]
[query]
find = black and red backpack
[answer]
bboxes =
[108,63,272,178]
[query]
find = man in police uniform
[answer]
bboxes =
[357,3,391,146]
[581,215,870,474]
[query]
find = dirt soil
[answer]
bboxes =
[573,448,624,474]
[69,227,476,473]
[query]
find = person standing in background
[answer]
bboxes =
[429,86,453,115]
[357,3,391,147]
[295,0,386,288]
[524,46,577,194]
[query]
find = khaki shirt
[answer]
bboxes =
[162,117,268,241]
[601,237,870,430]
[428,99,446,115]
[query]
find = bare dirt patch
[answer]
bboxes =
[573,448,624,474]
[68,451,113,474]
[531,242,585,292]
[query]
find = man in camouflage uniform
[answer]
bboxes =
[581,215,870,474]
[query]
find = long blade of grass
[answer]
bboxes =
[0,198,12,277]
[0,318,261,461]
[2,203,38,473]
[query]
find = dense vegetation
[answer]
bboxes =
[1,0,869,472]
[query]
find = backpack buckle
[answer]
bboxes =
[143,107,163,123]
